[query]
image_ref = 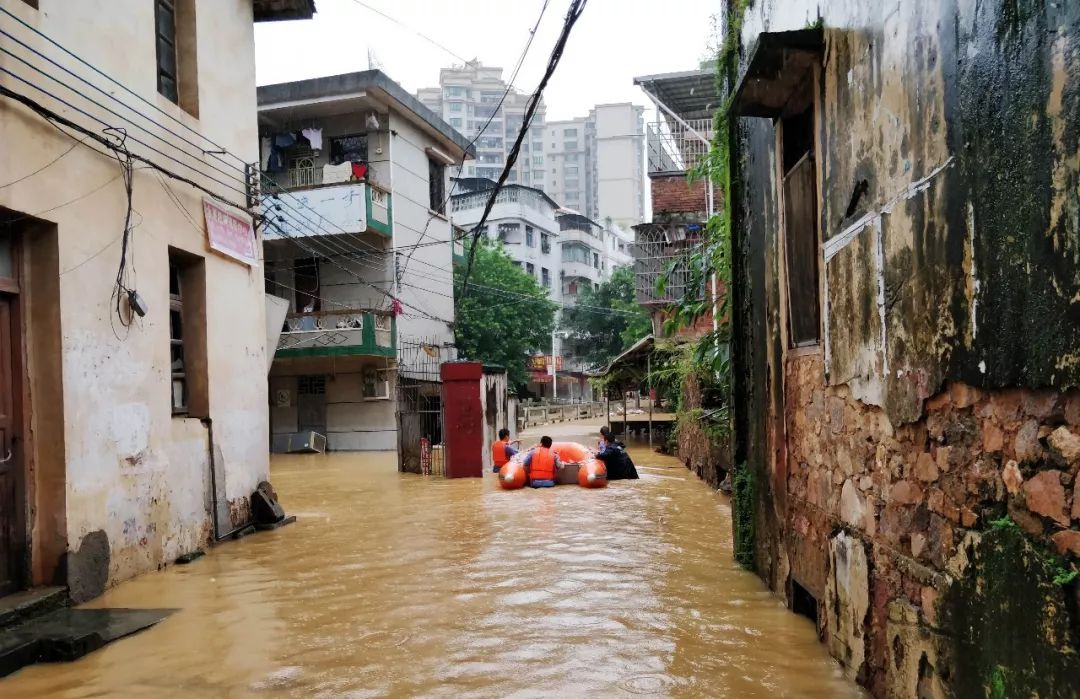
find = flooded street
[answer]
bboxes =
[3,420,864,698]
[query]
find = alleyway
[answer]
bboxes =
[3,420,864,698]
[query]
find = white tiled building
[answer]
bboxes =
[544,103,646,228]
[417,61,546,191]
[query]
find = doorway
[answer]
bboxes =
[0,229,25,596]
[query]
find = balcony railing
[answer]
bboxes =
[261,181,392,239]
[633,223,702,305]
[646,118,713,174]
[276,308,396,358]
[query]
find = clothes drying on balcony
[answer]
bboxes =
[301,127,323,151]
[322,161,352,184]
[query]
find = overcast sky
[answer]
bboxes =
[255,0,719,121]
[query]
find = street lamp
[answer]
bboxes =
[551,330,567,403]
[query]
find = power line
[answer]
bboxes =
[459,0,589,302]
[346,0,469,64]
[398,0,552,278]
[0,5,250,171]
[0,134,87,189]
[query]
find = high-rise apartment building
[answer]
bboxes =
[417,61,546,191]
[545,103,646,228]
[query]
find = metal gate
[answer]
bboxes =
[396,338,445,475]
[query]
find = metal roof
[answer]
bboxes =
[634,68,720,120]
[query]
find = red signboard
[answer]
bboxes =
[203,198,257,266]
[529,355,564,372]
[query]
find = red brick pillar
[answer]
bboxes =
[441,361,483,478]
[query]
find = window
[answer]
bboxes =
[781,104,822,347]
[428,157,446,214]
[541,267,551,288]
[155,0,198,116]
[508,171,517,183]
[169,250,207,417]
[362,366,389,400]
[532,155,543,166]
[565,165,579,176]
[565,153,579,163]
[565,178,580,191]
[449,102,463,113]
[563,128,578,137]
[525,226,535,247]
[497,222,521,242]
[445,86,466,98]
[449,117,463,128]
[298,375,326,395]
[329,133,368,165]
[293,257,320,313]
[525,263,535,278]
[593,252,600,269]
[541,234,551,254]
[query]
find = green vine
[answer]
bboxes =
[732,462,756,568]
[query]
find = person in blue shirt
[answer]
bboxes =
[491,428,520,473]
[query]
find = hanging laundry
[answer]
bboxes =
[301,127,323,151]
[350,162,369,180]
[260,137,272,170]
[267,147,286,172]
[273,132,296,148]
[322,162,352,184]
[391,298,404,317]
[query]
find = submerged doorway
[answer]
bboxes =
[0,224,25,596]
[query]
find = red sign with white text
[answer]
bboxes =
[203,198,257,266]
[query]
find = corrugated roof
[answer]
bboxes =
[634,68,720,120]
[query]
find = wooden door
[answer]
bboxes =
[0,293,25,596]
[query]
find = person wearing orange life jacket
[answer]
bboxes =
[522,436,578,488]
[491,428,520,473]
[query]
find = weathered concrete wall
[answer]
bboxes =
[729,0,1080,696]
[0,0,270,596]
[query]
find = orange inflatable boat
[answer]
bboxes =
[497,441,607,489]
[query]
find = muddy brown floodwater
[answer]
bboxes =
[4,420,866,698]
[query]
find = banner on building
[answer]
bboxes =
[204,198,257,266]
[529,355,563,372]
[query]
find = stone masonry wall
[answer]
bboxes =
[783,353,1080,697]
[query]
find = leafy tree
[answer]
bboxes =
[562,266,651,369]
[454,240,556,388]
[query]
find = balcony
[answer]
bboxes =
[557,227,600,247]
[276,309,396,359]
[646,118,713,174]
[261,177,392,240]
[561,260,599,281]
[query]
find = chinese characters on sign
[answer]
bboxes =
[420,438,431,475]
[529,355,564,372]
[203,199,257,266]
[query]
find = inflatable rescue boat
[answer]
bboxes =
[497,441,607,490]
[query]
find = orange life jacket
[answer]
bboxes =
[529,447,556,481]
[492,439,511,467]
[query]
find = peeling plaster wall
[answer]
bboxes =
[730,1,1080,696]
[0,1,269,596]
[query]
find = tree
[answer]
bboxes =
[562,266,651,369]
[454,240,556,388]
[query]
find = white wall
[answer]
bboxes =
[389,113,456,347]
[0,0,269,591]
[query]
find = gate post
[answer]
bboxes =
[440,361,484,478]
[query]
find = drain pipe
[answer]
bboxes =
[201,417,252,542]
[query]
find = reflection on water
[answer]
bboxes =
[4,421,865,698]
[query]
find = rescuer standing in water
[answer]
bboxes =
[491,428,520,473]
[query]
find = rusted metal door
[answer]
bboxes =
[0,291,25,596]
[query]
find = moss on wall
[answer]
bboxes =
[939,520,1080,698]
[732,462,756,569]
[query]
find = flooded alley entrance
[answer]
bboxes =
[2,420,864,698]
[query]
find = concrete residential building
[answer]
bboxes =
[545,103,646,227]
[417,61,546,191]
[0,0,314,602]
[258,70,473,451]
[451,178,622,400]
